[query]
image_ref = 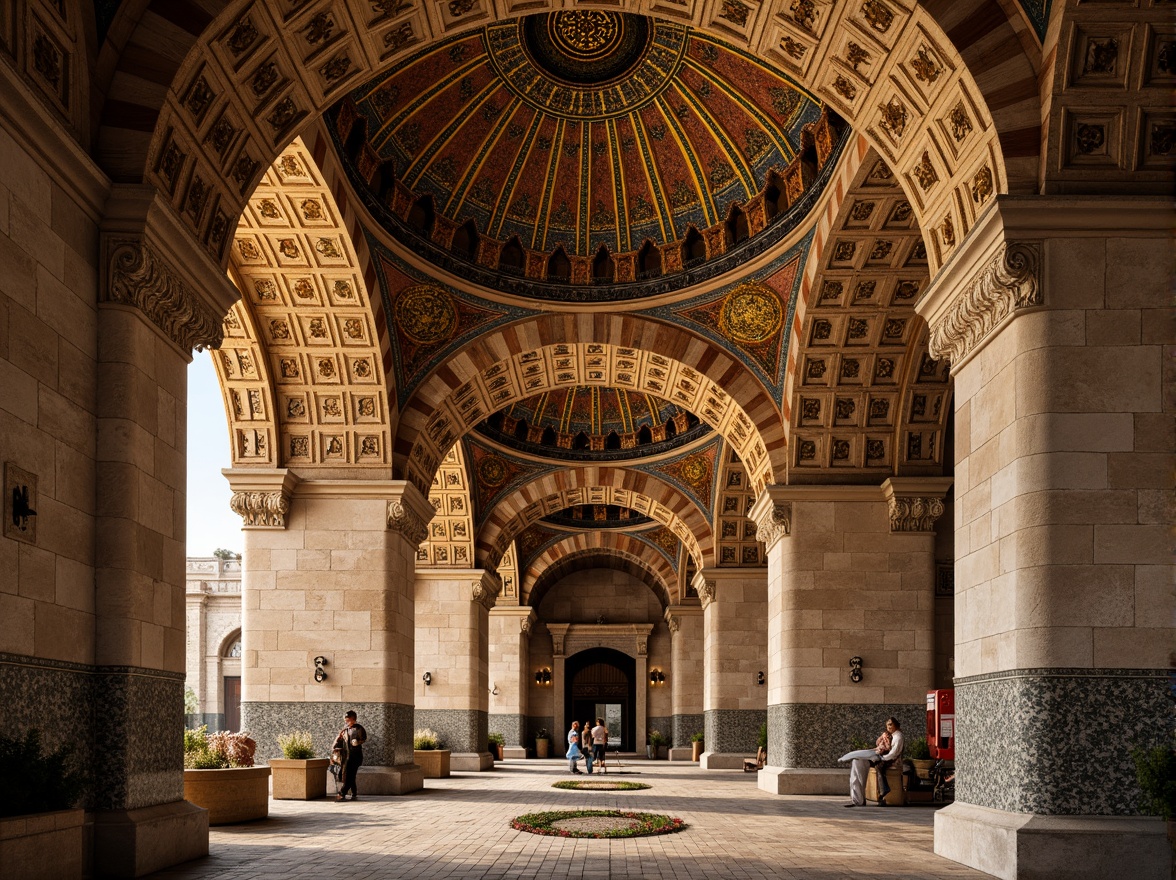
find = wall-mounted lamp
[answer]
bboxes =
[535,668,551,686]
[756,671,765,686]
[4,463,37,544]
[422,671,432,686]
[490,683,500,696]
[313,656,328,683]
[849,656,863,683]
[649,670,666,686]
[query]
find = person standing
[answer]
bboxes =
[582,720,595,774]
[591,717,608,769]
[335,710,367,802]
[566,721,584,774]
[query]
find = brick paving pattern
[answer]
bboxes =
[152,760,990,879]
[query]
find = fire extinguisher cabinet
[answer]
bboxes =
[926,689,955,760]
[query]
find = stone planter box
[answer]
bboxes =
[183,766,271,825]
[270,758,330,800]
[0,808,83,880]
[692,741,704,762]
[414,750,451,778]
[535,739,550,758]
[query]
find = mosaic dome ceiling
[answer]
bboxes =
[330,11,844,299]
[477,386,708,461]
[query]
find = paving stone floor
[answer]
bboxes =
[152,760,991,880]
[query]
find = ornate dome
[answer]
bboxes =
[328,12,847,299]
[477,386,708,460]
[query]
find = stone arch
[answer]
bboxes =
[418,441,475,567]
[785,141,952,478]
[217,626,243,658]
[218,137,393,468]
[96,1,1036,276]
[524,543,674,610]
[401,334,782,497]
[477,468,713,571]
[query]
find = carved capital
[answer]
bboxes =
[387,499,429,547]
[472,576,500,610]
[665,614,680,634]
[695,578,716,609]
[636,635,648,656]
[520,617,533,636]
[551,632,565,656]
[927,241,1041,363]
[229,490,290,528]
[887,495,945,532]
[753,502,792,549]
[104,238,225,351]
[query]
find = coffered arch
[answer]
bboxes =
[478,472,712,572]
[418,441,475,567]
[93,1,1034,278]
[217,137,392,468]
[522,535,676,609]
[402,334,782,498]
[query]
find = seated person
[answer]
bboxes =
[841,717,904,807]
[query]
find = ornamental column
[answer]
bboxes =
[918,198,1172,880]
[414,568,499,770]
[488,606,535,758]
[751,480,948,795]
[228,470,433,795]
[664,605,704,760]
[694,568,768,769]
[92,189,237,876]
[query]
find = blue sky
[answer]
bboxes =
[186,352,242,557]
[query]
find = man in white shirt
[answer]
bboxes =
[590,718,608,768]
[846,717,904,807]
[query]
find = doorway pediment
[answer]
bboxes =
[547,623,654,659]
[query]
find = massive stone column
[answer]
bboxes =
[751,481,948,795]
[415,568,499,770]
[918,199,1172,880]
[664,605,704,760]
[488,606,535,758]
[228,470,432,794]
[695,568,768,769]
[89,190,237,876]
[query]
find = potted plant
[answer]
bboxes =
[1133,738,1176,847]
[907,737,935,780]
[488,732,505,762]
[413,729,450,778]
[648,730,668,760]
[182,726,270,825]
[535,728,551,759]
[757,722,768,756]
[0,730,86,880]
[690,731,705,762]
[269,731,330,800]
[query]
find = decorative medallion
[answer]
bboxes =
[394,284,457,344]
[719,282,784,345]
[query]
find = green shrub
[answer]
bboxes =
[1133,742,1176,820]
[907,737,932,760]
[0,730,86,818]
[414,728,440,750]
[757,722,768,751]
[488,732,505,747]
[690,732,704,743]
[277,731,316,760]
[848,735,872,752]
[648,730,667,747]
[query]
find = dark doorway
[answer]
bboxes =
[224,676,241,732]
[565,648,635,751]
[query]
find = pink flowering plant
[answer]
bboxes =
[510,809,686,838]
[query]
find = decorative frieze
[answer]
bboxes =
[926,241,1042,364]
[105,238,225,351]
[229,489,291,528]
[886,495,945,532]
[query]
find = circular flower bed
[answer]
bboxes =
[552,780,650,791]
[511,809,686,838]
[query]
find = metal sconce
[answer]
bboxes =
[4,463,37,544]
[849,656,863,683]
[535,668,551,686]
[490,683,499,696]
[756,671,765,686]
[422,671,432,686]
[313,656,328,683]
[649,670,665,686]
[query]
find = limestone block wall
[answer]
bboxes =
[763,491,938,770]
[237,481,419,766]
[488,607,532,746]
[946,226,1172,815]
[526,626,554,743]
[666,605,704,747]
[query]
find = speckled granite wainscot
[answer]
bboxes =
[768,703,924,769]
[243,702,414,765]
[527,716,555,744]
[414,709,488,752]
[0,653,95,802]
[489,714,524,746]
[647,716,673,745]
[956,668,1172,815]
[673,713,704,748]
[92,667,186,810]
[705,709,766,754]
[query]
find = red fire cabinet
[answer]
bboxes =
[926,689,955,760]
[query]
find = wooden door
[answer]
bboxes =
[223,676,241,732]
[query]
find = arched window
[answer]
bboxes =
[407,195,435,236]
[764,173,784,221]
[592,245,615,283]
[547,246,571,282]
[726,205,749,247]
[452,220,479,262]
[637,241,661,279]
[224,638,242,658]
[499,236,525,274]
[681,226,706,266]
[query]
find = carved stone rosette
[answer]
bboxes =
[229,490,290,528]
[104,238,225,351]
[387,499,429,547]
[927,241,1042,364]
[887,495,946,532]
[752,502,792,549]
